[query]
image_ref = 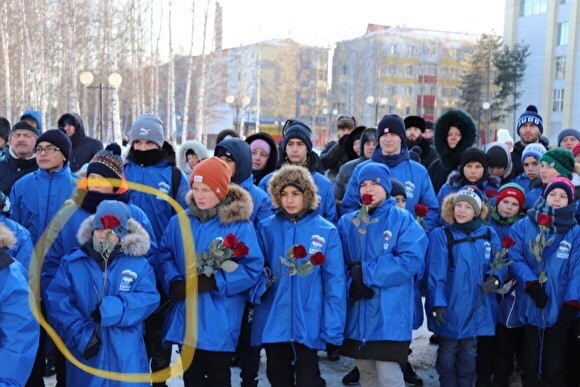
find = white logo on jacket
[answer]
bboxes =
[156,181,170,200]
[382,230,393,251]
[119,270,138,292]
[556,241,571,260]
[405,181,415,199]
[309,235,325,255]
[484,241,491,260]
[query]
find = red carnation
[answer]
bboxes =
[233,242,249,258]
[310,252,325,266]
[100,214,121,230]
[293,245,308,259]
[223,233,238,249]
[361,194,373,206]
[485,189,497,199]
[501,236,516,249]
[414,204,429,217]
[537,214,552,227]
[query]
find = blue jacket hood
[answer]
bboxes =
[215,138,253,184]
[20,110,43,132]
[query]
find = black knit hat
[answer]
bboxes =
[390,178,406,198]
[486,145,509,168]
[377,114,406,143]
[10,120,38,139]
[0,117,10,142]
[35,129,72,161]
[460,147,488,170]
[283,120,313,152]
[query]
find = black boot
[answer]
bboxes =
[402,362,423,386]
[429,333,440,345]
[342,367,360,385]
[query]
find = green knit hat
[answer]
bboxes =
[540,148,575,178]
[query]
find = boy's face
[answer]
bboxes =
[394,195,406,209]
[218,156,237,177]
[540,161,560,184]
[87,173,115,193]
[454,201,475,224]
[280,186,304,215]
[523,156,540,179]
[497,196,520,218]
[463,161,484,183]
[285,139,308,164]
[363,140,377,158]
[192,182,220,210]
[132,139,159,151]
[35,141,66,173]
[359,180,387,207]
[546,188,569,208]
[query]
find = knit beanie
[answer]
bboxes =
[521,143,547,163]
[377,114,406,144]
[35,129,72,161]
[557,128,580,147]
[543,175,575,203]
[486,142,510,168]
[540,148,575,178]
[129,114,164,148]
[0,117,10,142]
[282,121,313,152]
[404,115,425,132]
[496,182,526,209]
[460,147,488,170]
[425,120,434,130]
[390,178,406,198]
[496,129,514,146]
[86,143,124,182]
[574,143,580,157]
[453,185,483,216]
[190,156,231,200]
[358,162,392,196]
[517,105,543,135]
[92,200,131,238]
[9,120,38,139]
[249,139,271,155]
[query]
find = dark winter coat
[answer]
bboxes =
[407,137,437,171]
[321,127,365,183]
[511,137,549,177]
[0,150,38,195]
[334,127,375,202]
[245,132,279,186]
[57,113,103,172]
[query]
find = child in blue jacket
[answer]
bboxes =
[426,186,502,387]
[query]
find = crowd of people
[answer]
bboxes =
[0,105,578,387]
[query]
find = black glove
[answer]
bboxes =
[526,282,548,309]
[198,275,217,293]
[83,329,101,360]
[169,280,186,301]
[350,264,374,300]
[90,305,102,324]
[481,276,500,294]
[432,307,446,327]
[574,318,580,344]
[554,304,577,334]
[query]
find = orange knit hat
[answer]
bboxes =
[190,156,231,200]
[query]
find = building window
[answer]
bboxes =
[390,44,397,55]
[405,106,411,115]
[389,64,397,75]
[520,0,548,16]
[552,89,564,111]
[557,22,569,45]
[406,66,414,76]
[406,86,414,96]
[408,46,415,56]
[555,56,566,79]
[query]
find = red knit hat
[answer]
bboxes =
[496,183,526,209]
[190,156,231,200]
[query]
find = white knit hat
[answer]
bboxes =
[496,129,514,147]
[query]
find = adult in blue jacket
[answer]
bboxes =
[124,114,189,242]
[338,162,427,386]
[156,157,263,386]
[0,224,39,386]
[252,165,345,387]
[10,129,77,245]
[45,201,159,387]
[0,191,34,271]
[341,114,439,231]
[508,176,580,386]
[258,119,337,224]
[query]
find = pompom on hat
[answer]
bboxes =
[517,105,543,135]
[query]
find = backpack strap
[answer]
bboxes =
[170,166,182,200]
[443,227,492,269]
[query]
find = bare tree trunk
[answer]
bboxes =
[0,1,12,121]
[166,0,175,142]
[195,0,211,143]
[64,0,79,113]
[181,1,196,144]
[19,0,39,110]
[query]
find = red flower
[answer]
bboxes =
[100,214,121,230]
[501,236,516,249]
[361,194,373,206]
[414,204,429,217]
[310,252,325,266]
[537,214,553,227]
[223,233,238,249]
[233,242,249,258]
[485,189,497,199]
[293,245,308,259]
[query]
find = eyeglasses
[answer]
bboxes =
[34,145,60,155]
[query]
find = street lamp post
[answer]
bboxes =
[366,96,389,125]
[79,71,123,143]
[482,101,491,150]
[226,95,251,137]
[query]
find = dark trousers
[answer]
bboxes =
[476,335,495,386]
[522,325,568,386]
[238,303,261,381]
[26,322,46,387]
[264,342,325,387]
[566,326,580,387]
[492,324,524,387]
[182,349,232,387]
[145,287,172,386]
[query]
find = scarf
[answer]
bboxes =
[452,217,484,234]
[75,189,131,214]
[490,207,526,226]
[127,148,166,166]
[527,196,577,234]
[371,145,410,168]
[82,241,122,271]
[276,208,312,222]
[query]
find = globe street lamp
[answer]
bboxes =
[482,101,491,150]
[366,96,389,125]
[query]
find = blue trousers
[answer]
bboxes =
[436,336,477,387]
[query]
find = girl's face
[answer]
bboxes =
[463,161,484,183]
[186,154,200,169]
[394,195,406,209]
[87,173,115,193]
[497,196,520,218]
[454,201,476,224]
[192,182,220,210]
[251,148,269,170]
[540,161,560,184]
[523,156,540,180]
[546,188,569,208]
[447,127,462,149]
[560,135,579,151]
[93,229,120,245]
[359,180,387,207]
[280,186,305,215]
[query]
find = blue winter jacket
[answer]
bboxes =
[436,171,500,208]
[0,215,34,271]
[156,185,264,351]
[341,158,439,232]
[426,223,503,339]
[337,197,428,343]
[513,173,531,192]
[10,164,77,244]
[259,170,337,224]
[45,218,159,387]
[124,160,189,241]
[239,175,273,228]
[508,216,580,328]
[41,199,157,299]
[252,211,346,349]
[0,249,39,386]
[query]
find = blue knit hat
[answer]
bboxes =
[517,105,543,135]
[557,128,580,147]
[130,114,164,148]
[282,120,313,152]
[521,143,546,163]
[358,162,392,196]
[93,200,131,238]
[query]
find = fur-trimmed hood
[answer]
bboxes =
[177,140,210,175]
[0,223,16,250]
[185,183,254,224]
[440,192,489,225]
[434,110,477,169]
[268,165,319,211]
[77,217,150,257]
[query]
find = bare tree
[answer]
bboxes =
[0,1,12,121]
[180,1,196,144]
